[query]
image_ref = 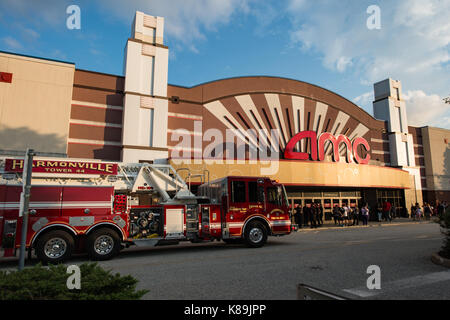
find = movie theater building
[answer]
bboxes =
[1,11,449,218]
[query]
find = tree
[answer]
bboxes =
[444,96,450,104]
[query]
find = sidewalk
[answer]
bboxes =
[297,217,436,232]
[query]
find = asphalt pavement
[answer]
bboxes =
[1,219,448,300]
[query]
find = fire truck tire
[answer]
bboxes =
[244,221,268,248]
[35,230,75,264]
[86,228,121,261]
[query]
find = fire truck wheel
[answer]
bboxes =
[35,230,75,264]
[86,228,121,261]
[244,221,268,248]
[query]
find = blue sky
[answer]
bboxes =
[1,0,449,128]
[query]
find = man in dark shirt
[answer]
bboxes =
[317,203,324,226]
[303,205,309,227]
[294,205,302,229]
[310,204,317,229]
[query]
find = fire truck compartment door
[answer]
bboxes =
[29,186,63,217]
[61,186,113,216]
[0,185,5,247]
[165,208,184,238]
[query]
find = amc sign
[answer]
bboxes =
[284,131,371,164]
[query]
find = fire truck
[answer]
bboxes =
[0,157,292,264]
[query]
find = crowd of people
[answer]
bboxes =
[293,203,324,229]
[409,201,447,221]
[293,202,371,229]
[292,199,448,230]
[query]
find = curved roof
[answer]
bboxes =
[168,76,385,130]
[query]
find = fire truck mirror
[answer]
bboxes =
[84,209,91,214]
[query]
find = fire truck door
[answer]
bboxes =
[200,205,210,237]
[208,205,221,238]
[200,205,221,238]
[164,206,185,239]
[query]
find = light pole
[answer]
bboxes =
[18,148,35,271]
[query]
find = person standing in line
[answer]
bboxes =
[382,200,392,222]
[438,201,445,219]
[390,204,397,220]
[294,204,302,229]
[303,204,310,227]
[338,205,345,227]
[424,202,432,220]
[415,203,423,221]
[347,206,353,226]
[310,203,317,229]
[377,203,383,222]
[411,203,417,220]
[333,204,340,225]
[352,206,360,226]
[317,203,324,226]
[432,202,438,217]
[342,203,349,226]
[361,205,369,226]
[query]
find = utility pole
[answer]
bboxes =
[18,148,35,271]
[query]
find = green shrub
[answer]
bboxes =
[438,207,450,259]
[0,263,148,300]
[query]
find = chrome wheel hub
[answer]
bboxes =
[94,235,114,255]
[249,228,263,243]
[44,238,67,259]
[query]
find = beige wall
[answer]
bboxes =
[169,159,412,190]
[422,126,450,192]
[0,52,75,155]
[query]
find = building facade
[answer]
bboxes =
[1,11,449,217]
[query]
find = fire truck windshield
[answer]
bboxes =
[268,185,288,207]
[281,185,289,207]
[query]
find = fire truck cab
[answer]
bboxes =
[0,157,292,264]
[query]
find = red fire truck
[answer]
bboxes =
[0,157,292,264]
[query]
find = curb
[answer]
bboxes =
[297,221,432,232]
[431,252,450,268]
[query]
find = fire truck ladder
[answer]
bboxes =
[119,163,197,204]
[176,168,210,192]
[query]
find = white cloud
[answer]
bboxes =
[0,0,69,27]
[353,91,373,108]
[403,90,450,128]
[3,36,22,50]
[287,0,450,99]
[98,0,252,51]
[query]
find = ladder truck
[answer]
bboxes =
[0,157,293,263]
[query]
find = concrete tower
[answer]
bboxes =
[121,11,169,163]
[373,78,423,206]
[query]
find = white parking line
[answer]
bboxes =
[343,270,450,298]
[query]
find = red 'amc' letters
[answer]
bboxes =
[284,131,371,164]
